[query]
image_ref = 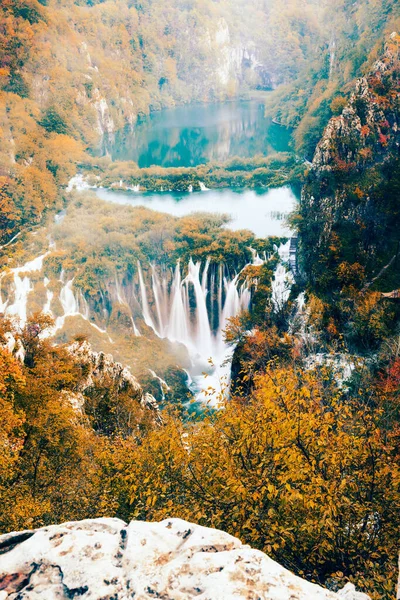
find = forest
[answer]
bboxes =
[0,0,400,598]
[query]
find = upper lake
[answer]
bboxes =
[97,100,292,168]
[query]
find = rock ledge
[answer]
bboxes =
[0,518,370,599]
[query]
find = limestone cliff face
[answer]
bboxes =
[313,36,399,171]
[298,33,400,290]
[66,340,160,417]
[213,18,273,90]
[0,518,370,600]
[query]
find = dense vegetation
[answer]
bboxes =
[4,0,392,245]
[297,35,400,352]
[46,194,265,283]
[81,153,303,191]
[266,0,400,157]
[1,309,399,598]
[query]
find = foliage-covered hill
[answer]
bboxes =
[1,4,400,599]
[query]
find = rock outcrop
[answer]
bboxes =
[0,518,370,600]
[298,33,400,290]
[67,340,160,416]
[0,333,159,418]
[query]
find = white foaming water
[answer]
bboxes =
[60,279,78,315]
[66,174,95,193]
[135,259,252,406]
[1,237,295,405]
[271,240,294,312]
[0,254,49,325]
[115,274,141,336]
[137,261,157,333]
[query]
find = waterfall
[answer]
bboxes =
[151,265,167,337]
[135,258,252,405]
[271,240,294,312]
[115,274,141,336]
[137,261,158,334]
[249,247,264,266]
[185,259,213,357]
[167,263,189,345]
[60,280,78,315]
[43,289,54,314]
[1,253,49,325]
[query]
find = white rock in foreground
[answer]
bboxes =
[0,518,370,599]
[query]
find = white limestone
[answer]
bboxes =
[0,518,370,600]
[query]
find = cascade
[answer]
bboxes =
[1,254,48,325]
[137,261,158,334]
[271,240,293,312]
[114,274,140,336]
[167,263,190,346]
[135,258,252,405]
[1,241,293,405]
[43,288,54,314]
[151,265,167,337]
[185,259,213,357]
[60,280,78,315]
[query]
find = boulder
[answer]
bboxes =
[0,518,370,599]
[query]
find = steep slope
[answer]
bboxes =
[266,0,400,157]
[297,33,400,349]
[0,0,324,247]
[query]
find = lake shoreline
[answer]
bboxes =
[77,152,304,194]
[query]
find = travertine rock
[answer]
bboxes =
[0,518,370,599]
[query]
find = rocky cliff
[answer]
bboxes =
[66,340,160,418]
[298,33,400,304]
[0,518,370,600]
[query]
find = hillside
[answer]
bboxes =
[265,0,400,157]
[0,0,324,247]
[297,33,400,351]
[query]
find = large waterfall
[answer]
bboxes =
[135,259,251,404]
[0,245,294,405]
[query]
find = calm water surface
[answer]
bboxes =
[97,100,292,168]
[95,187,296,238]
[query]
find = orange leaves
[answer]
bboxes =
[119,361,397,587]
[0,347,26,484]
[336,261,366,289]
[0,176,22,244]
[0,346,25,399]
[379,357,400,394]
[378,132,388,147]
[360,125,370,137]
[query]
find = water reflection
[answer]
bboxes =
[95,186,297,238]
[96,101,292,168]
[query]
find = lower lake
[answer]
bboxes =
[95,186,296,238]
